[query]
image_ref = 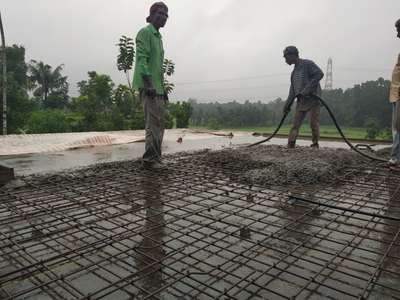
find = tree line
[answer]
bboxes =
[0,41,193,134]
[0,43,393,138]
[190,78,392,138]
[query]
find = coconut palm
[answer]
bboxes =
[28,60,67,104]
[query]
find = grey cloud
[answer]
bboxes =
[2,0,400,102]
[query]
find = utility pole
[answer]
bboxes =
[324,57,333,91]
[0,11,6,135]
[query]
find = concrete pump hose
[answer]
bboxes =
[248,94,388,163]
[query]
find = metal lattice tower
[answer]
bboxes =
[325,57,333,90]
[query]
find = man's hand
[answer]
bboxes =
[299,90,310,98]
[283,103,291,114]
[143,75,157,98]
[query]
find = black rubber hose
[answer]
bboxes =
[315,95,387,162]
[247,97,295,147]
[246,110,290,147]
[248,95,388,163]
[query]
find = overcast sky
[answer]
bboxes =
[2,0,400,102]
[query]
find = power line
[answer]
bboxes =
[175,73,289,85]
[175,79,371,94]
[336,67,392,72]
[174,67,391,86]
[176,83,288,93]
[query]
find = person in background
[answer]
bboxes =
[283,46,324,149]
[389,19,400,166]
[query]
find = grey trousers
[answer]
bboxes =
[288,105,320,145]
[391,102,400,161]
[142,93,165,163]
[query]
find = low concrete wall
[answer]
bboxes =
[0,130,146,155]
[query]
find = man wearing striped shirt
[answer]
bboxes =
[283,46,324,149]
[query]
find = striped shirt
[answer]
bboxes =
[287,59,324,111]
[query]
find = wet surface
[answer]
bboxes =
[0,131,390,176]
[0,150,399,299]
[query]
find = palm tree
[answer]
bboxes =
[0,11,7,135]
[28,60,67,103]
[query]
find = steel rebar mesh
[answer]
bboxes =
[0,151,399,300]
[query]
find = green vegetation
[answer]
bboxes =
[0,39,393,139]
[190,78,393,140]
[191,125,391,140]
[0,39,193,134]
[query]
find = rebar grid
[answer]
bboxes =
[0,152,400,300]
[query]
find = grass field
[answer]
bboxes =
[191,125,391,141]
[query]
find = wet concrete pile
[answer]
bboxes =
[201,145,368,186]
[375,146,392,158]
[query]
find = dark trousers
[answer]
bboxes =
[288,105,320,145]
[142,94,165,162]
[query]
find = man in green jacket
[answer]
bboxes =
[133,2,168,168]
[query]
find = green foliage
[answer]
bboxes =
[164,109,174,129]
[321,78,391,128]
[115,36,145,129]
[3,42,178,134]
[206,118,220,130]
[71,76,148,132]
[163,59,175,76]
[191,78,391,135]
[28,60,69,108]
[3,43,392,139]
[131,107,145,129]
[43,83,69,109]
[190,100,276,128]
[6,76,37,133]
[117,35,135,89]
[65,112,85,132]
[26,109,69,133]
[0,45,35,133]
[163,59,175,95]
[168,101,193,128]
[114,84,134,115]
[192,124,384,140]
[365,118,380,139]
[114,84,145,130]
[72,71,115,131]
[379,127,392,140]
[117,36,135,72]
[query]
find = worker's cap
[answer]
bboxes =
[283,46,299,57]
[146,2,168,23]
